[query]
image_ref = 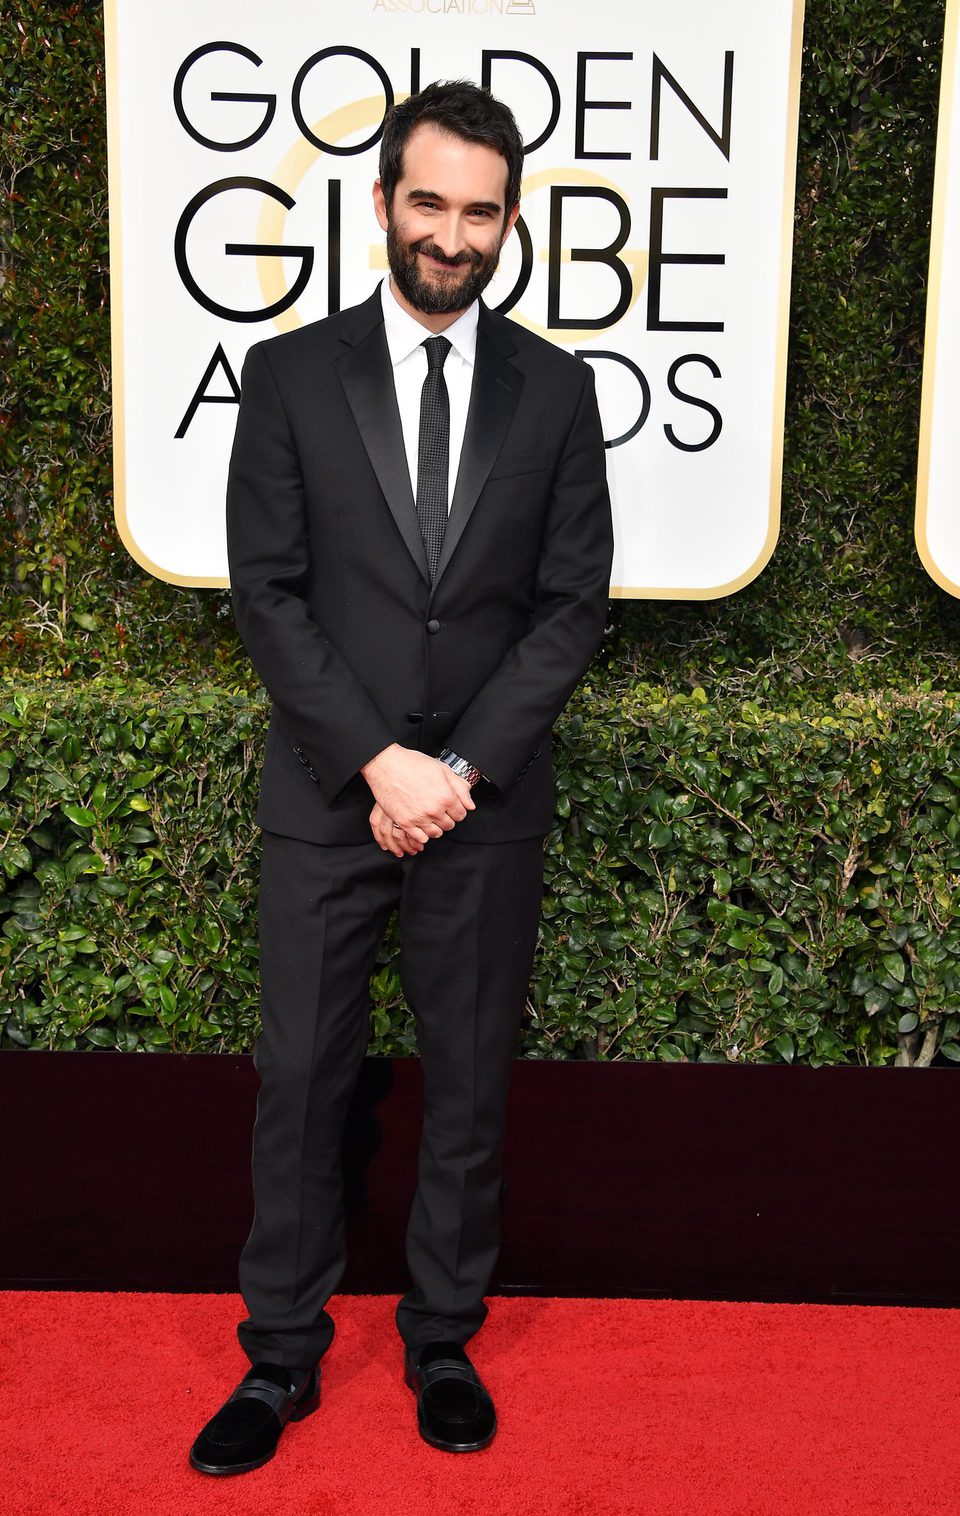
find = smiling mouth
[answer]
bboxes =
[422,254,468,272]
[415,244,479,272]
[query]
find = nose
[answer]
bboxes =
[431,213,468,259]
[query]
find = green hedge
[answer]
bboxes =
[3,3,960,1064]
[3,682,959,1066]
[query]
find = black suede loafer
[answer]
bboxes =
[404,1340,497,1453]
[189,1361,320,1476]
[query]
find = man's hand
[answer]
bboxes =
[361,744,474,846]
[369,801,422,857]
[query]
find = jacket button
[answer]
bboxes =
[405,711,423,723]
[426,619,441,634]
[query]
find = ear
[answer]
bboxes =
[500,200,521,245]
[373,178,390,234]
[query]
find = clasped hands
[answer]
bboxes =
[362,743,475,858]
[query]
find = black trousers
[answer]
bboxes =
[236,828,544,1368]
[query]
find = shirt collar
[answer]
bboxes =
[380,277,479,368]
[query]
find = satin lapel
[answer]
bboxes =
[432,316,523,591]
[335,317,430,584]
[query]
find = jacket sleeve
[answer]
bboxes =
[443,362,613,792]
[226,341,395,799]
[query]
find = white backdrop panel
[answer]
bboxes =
[104,0,804,595]
[917,0,960,598]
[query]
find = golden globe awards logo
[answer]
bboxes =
[169,43,730,463]
[104,0,803,594]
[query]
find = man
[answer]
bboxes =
[189,80,613,1475]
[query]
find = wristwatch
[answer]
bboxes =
[439,749,485,788]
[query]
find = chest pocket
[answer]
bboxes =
[486,450,555,482]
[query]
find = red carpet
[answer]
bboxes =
[2,1291,959,1515]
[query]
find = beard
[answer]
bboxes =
[386,219,503,316]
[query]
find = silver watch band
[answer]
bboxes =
[439,749,484,787]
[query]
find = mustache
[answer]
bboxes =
[410,239,482,269]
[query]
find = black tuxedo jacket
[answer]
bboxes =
[226,286,613,844]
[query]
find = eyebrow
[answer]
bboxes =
[404,187,503,214]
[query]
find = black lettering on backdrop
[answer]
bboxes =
[292,46,393,155]
[575,53,633,160]
[649,51,734,160]
[175,344,240,438]
[492,214,534,314]
[174,177,314,322]
[647,187,726,332]
[548,186,632,330]
[576,350,652,448]
[664,354,723,451]
[167,40,738,456]
[482,51,560,153]
[172,43,737,164]
[327,180,341,315]
[173,42,277,152]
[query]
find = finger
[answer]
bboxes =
[445,775,476,811]
[378,826,404,857]
[372,811,404,857]
[397,825,425,855]
[412,818,447,838]
[405,825,434,845]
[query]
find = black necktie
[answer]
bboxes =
[415,336,452,582]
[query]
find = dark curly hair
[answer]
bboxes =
[378,80,523,219]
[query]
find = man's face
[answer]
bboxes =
[373,122,519,319]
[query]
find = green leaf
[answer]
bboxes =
[773,1034,795,1063]
[560,894,589,914]
[882,953,906,984]
[62,804,96,827]
[927,784,955,803]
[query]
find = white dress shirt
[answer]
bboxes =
[379,279,486,782]
[380,277,478,512]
